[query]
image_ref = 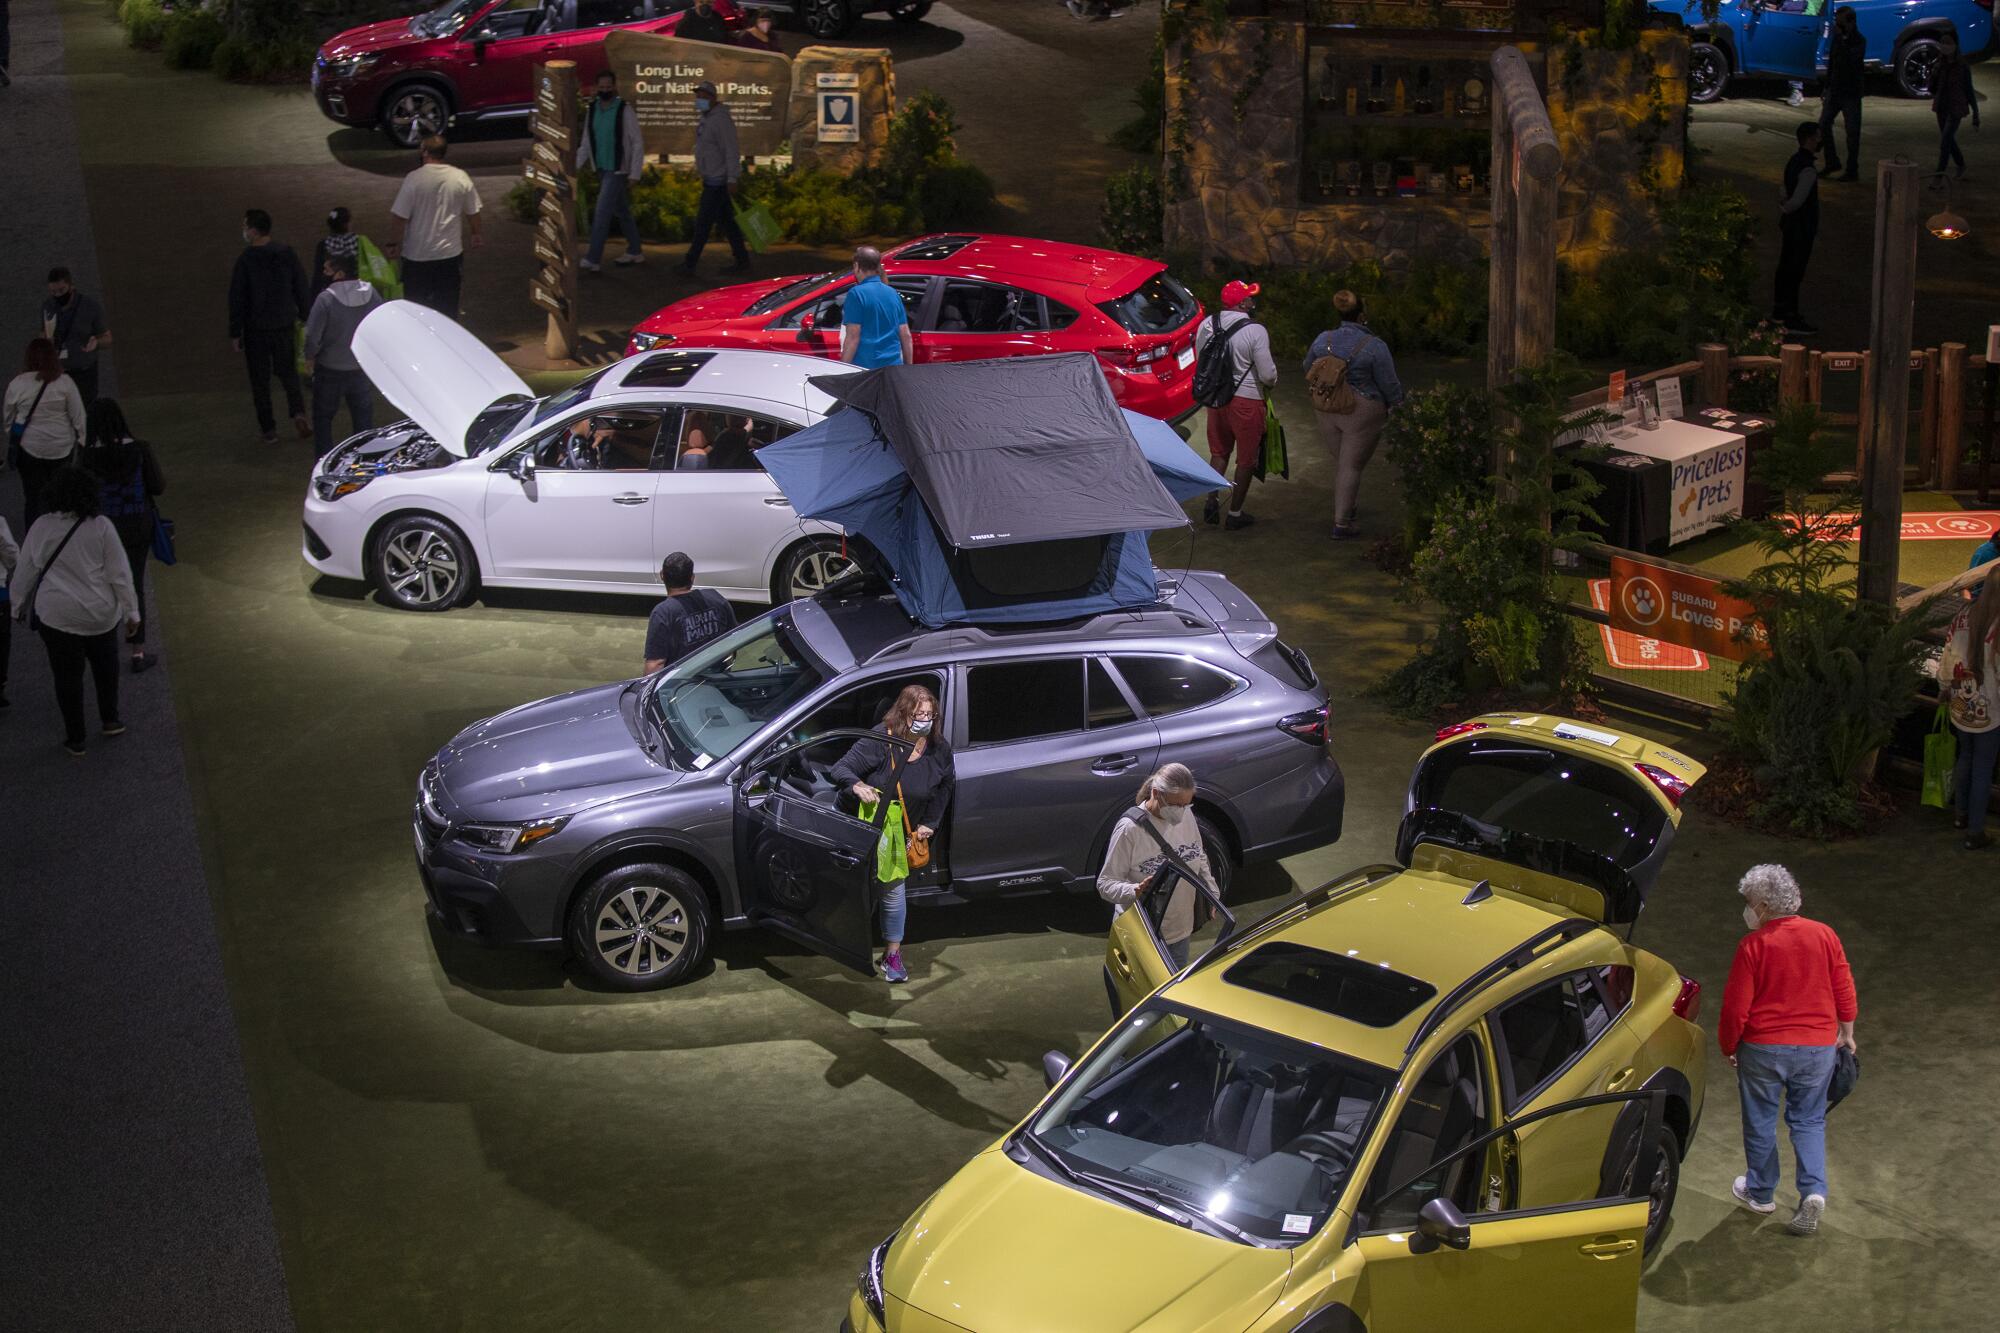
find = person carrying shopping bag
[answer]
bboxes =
[1305,290,1404,540]
[832,684,955,983]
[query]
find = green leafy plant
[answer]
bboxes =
[1468,601,1547,691]
[1556,183,1760,363]
[1112,30,1168,153]
[118,0,169,49]
[1100,165,1165,256]
[1381,383,1495,551]
[1718,405,1933,833]
[1179,260,1489,361]
[163,5,227,69]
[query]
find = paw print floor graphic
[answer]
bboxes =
[1590,580,1707,672]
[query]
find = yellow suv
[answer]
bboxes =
[847,714,1709,1333]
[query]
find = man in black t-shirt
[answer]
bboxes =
[644,551,735,673]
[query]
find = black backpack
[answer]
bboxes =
[1191,313,1249,410]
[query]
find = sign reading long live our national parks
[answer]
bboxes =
[603,31,792,158]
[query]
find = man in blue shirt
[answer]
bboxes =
[840,246,913,369]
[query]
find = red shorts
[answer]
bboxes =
[1206,394,1264,470]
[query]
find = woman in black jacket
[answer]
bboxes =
[81,398,166,672]
[831,683,955,983]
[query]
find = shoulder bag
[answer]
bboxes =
[1121,805,1214,929]
[7,379,52,469]
[22,517,89,633]
[891,746,931,870]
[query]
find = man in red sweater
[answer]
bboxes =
[1718,864,1859,1237]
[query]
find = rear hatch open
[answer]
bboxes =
[1394,714,1706,925]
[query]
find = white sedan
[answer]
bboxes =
[302,301,861,612]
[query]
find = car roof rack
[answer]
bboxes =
[858,604,1216,664]
[1401,916,1604,1060]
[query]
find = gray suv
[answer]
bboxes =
[414,571,1345,990]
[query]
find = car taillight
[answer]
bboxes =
[1434,721,1488,742]
[1635,762,1690,808]
[1278,706,1329,746]
[1673,975,1701,1023]
[1096,343,1170,369]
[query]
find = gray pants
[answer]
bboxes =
[1314,396,1388,527]
[587,171,642,265]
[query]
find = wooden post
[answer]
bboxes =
[1808,349,1825,407]
[1778,343,1809,405]
[1982,361,1997,504]
[1487,101,1516,400]
[1938,342,1966,489]
[1916,347,1939,486]
[1860,160,1920,607]
[1697,343,1729,409]
[531,62,580,363]
[1496,46,1559,383]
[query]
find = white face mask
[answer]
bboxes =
[909,718,932,735]
[1157,802,1190,827]
[1742,904,1761,931]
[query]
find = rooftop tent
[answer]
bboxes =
[758,354,1228,627]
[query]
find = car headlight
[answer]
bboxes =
[856,1230,896,1324]
[630,331,673,351]
[452,816,570,855]
[325,53,379,79]
[313,474,373,501]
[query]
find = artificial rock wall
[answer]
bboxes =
[1163,21,1688,273]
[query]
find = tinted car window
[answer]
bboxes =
[619,350,718,389]
[1223,942,1438,1027]
[750,271,836,317]
[671,408,799,472]
[966,659,1085,744]
[1046,299,1081,330]
[1087,658,1135,728]
[1113,656,1237,716]
[1098,272,1199,334]
[936,280,1042,333]
[1494,974,1597,1110]
[1365,1034,1488,1230]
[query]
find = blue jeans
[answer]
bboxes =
[1736,1042,1837,1204]
[1166,937,1189,970]
[587,171,642,264]
[878,879,906,947]
[1954,725,2000,835]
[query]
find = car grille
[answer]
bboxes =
[416,765,451,843]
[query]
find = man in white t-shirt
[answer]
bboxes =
[387,135,483,319]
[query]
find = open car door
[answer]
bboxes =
[1104,856,1235,1017]
[1347,1090,1666,1333]
[1396,714,1706,925]
[734,729,908,976]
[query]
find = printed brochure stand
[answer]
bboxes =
[530,62,580,362]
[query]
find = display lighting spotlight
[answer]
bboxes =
[1922,172,1969,240]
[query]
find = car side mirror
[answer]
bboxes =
[507,451,535,483]
[1408,1197,1472,1255]
[1041,1050,1071,1090]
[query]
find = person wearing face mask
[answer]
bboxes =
[576,69,647,273]
[1717,864,1858,1238]
[675,0,731,44]
[679,81,750,277]
[832,684,955,984]
[1097,763,1217,970]
[734,9,783,54]
[226,209,311,445]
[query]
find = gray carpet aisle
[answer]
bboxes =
[0,2,295,1328]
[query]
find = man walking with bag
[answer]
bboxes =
[577,69,646,274]
[228,209,311,445]
[679,81,749,278]
[1719,864,1859,1237]
[1192,280,1276,530]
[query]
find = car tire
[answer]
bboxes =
[372,515,477,612]
[1617,1119,1682,1255]
[1687,42,1729,104]
[1895,37,1944,100]
[1196,814,1234,901]
[566,862,715,991]
[772,535,860,603]
[381,82,451,148]
[799,0,857,39]
[889,1,933,20]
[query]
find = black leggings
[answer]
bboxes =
[1938,112,1966,174]
[121,532,151,647]
[39,624,121,746]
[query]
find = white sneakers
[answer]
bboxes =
[1732,1176,1777,1214]
[578,258,601,273]
[615,252,645,266]
[1788,1194,1826,1236]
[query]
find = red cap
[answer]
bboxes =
[1221,280,1261,308]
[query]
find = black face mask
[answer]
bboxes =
[597,90,616,103]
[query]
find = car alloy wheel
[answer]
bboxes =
[776,536,859,602]
[1896,38,1942,100]
[1618,1121,1681,1254]
[567,863,714,991]
[801,0,856,39]
[379,523,465,609]
[1687,43,1727,104]
[385,85,448,147]
[1197,815,1234,900]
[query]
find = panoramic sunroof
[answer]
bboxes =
[1222,942,1437,1028]
[893,234,980,262]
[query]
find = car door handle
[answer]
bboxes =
[1091,754,1140,775]
[1109,946,1133,978]
[829,849,863,867]
[1579,1238,1637,1260]
[1605,1066,1636,1092]
[763,496,793,507]
[612,493,650,505]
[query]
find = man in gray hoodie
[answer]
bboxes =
[302,252,381,458]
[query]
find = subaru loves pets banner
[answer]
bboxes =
[1606,556,1767,662]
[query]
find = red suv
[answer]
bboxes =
[313,0,746,147]
[626,233,1207,420]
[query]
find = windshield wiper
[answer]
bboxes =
[1021,1136,1250,1244]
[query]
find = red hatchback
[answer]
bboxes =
[627,234,1207,421]
[313,0,745,148]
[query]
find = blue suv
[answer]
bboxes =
[1654,0,1993,102]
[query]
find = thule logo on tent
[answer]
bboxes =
[969,533,1010,542]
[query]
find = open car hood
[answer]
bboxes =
[353,300,533,457]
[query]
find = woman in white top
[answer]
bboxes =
[11,465,139,756]
[1941,565,2000,849]
[0,515,16,709]
[4,337,87,527]
[1096,763,1220,969]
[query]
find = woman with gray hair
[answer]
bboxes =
[1096,763,1219,969]
[1717,864,1858,1237]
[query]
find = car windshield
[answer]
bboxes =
[646,615,826,767]
[746,272,835,317]
[1098,272,1199,335]
[460,364,618,455]
[1026,1004,1392,1246]
[413,0,483,37]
